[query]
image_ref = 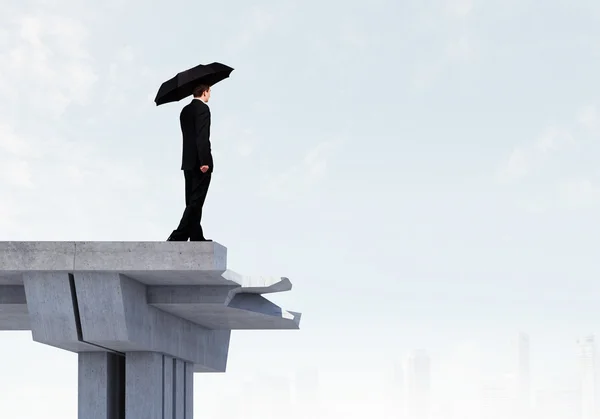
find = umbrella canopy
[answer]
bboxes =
[154,62,234,106]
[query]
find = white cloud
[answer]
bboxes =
[446,0,474,19]
[338,19,369,49]
[213,116,259,160]
[0,159,33,188]
[578,105,598,132]
[521,199,548,214]
[0,122,36,157]
[496,146,529,184]
[0,5,152,239]
[496,107,600,211]
[235,141,254,157]
[102,45,156,112]
[0,196,20,235]
[0,13,98,117]
[534,126,573,153]
[259,138,343,201]
[0,122,37,188]
[411,1,476,89]
[303,140,338,182]
[446,35,472,59]
[496,126,573,184]
[225,6,278,53]
[412,58,445,90]
[557,178,599,210]
[510,177,600,214]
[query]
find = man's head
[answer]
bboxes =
[193,84,211,102]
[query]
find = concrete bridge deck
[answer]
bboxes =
[0,241,301,419]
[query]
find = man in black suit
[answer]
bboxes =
[167,84,213,242]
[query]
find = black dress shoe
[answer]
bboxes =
[167,234,187,242]
[190,238,212,242]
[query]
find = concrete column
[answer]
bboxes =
[78,352,125,419]
[185,361,194,419]
[174,358,185,419]
[163,355,174,419]
[173,359,194,419]
[125,352,163,419]
[125,352,194,419]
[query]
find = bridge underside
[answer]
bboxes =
[0,241,301,419]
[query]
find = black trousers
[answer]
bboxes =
[169,170,211,241]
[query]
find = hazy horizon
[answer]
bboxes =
[3,0,600,418]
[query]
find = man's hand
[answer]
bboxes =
[200,165,209,173]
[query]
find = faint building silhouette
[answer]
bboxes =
[534,385,579,419]
[480,380,505,418]
[234,373,292,419]
[387,361,405,418]
[293,366,320,417]
[405,349,430,419]
[479,374,515,419]
[578,335,598,419]
[516,332,531,418]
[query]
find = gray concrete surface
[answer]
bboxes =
[0,241,301,418]
[78,352,124,419]
[0,241,301,333]
[124,352,194,419]
[73,272,231,370]
[0,284,28,329]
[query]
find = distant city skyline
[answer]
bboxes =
[579,335,598,419]
[405,349,431,419]
[3,0,600,418]
[385,332,600,419]
[517,332,531,418]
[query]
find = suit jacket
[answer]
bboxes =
[180,99,213,172]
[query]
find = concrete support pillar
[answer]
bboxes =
[0,241,301,419]
[78,352,125,419]
[125,352,194,419]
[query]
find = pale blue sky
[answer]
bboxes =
[1,0,600,417]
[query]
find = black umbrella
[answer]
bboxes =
[154,62,234,106]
